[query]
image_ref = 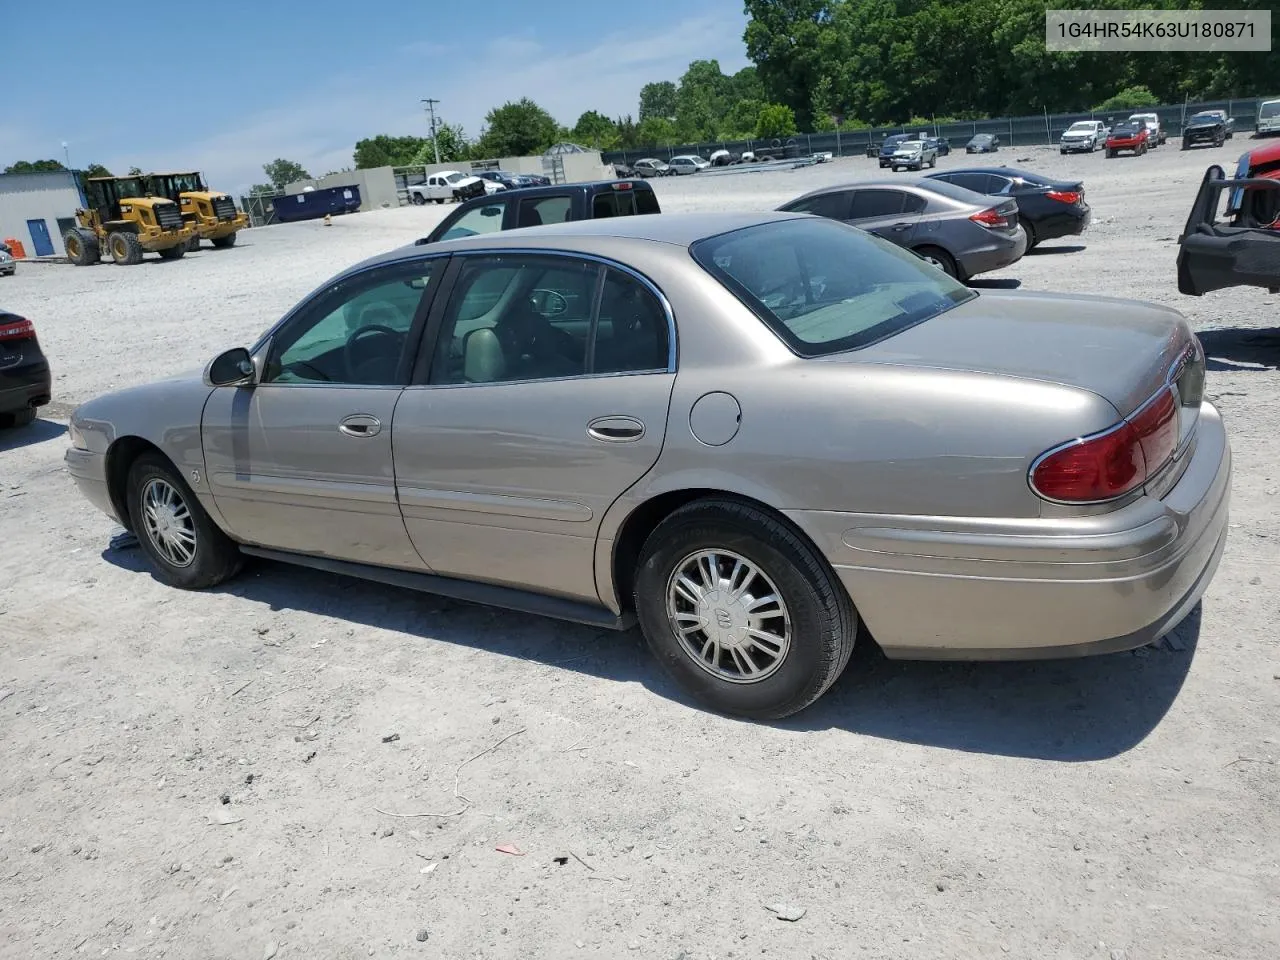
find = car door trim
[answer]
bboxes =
[210,471,399,505]
[397,486,593,521]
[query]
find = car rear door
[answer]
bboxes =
[391,252,676,604]
[846,189,916,245]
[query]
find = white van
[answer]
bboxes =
[1258,98,1280,135]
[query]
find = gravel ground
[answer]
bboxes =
[2,141,1278,960]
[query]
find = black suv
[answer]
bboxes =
[419,180,660,244]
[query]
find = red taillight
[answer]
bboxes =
[612,181,633,190]
[1030,387,1180,503]
[970,207,1010,228]
[1046,190,1081,204]
[0,317,33,342]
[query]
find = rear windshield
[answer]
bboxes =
[691,218,976,357]
[1260,101,1280,119]
[1189,112,1219,122]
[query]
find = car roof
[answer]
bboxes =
[783,178,983,206]
[968,133,994,140]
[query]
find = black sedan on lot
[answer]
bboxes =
[966,133,1000,153]
[925,167,1089,251]
[0,310,51,428]
[1182,111,1234,150]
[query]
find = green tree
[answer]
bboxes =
[475,98,560,157]
[638,81,678,122]
[83,163,112,178]
[3,159,66,174]
[1093,85,1159,112]
[755,103,798,139]
[249,183,278,195]
[127,166,143,176]
[354,135,429,168]
[721,99,765,138]
[263,158,312,188]
[636,116,678,148]
[571,110,619,149]
[613,115,641,150]
[408,123,472,165]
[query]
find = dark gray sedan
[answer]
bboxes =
[777,179,1028,280]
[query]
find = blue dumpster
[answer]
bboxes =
[273,185,362,223]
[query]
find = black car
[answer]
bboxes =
[925,136,951,157]
[966,134,1000,154]
[877,134,913,167]
[419,179,661,244]
[925,166,1089,250]
[1182,111,1233,150]
[0,311,51,428]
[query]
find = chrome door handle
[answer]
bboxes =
[339,414,382,438]
[587,416,645,442]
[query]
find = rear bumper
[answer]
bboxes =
[1035,206,1090,241]
[786,402,1231,660]
[0,360,51,413]
[956,227,1028,277]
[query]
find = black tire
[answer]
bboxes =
[1215,136,1224,148]
[186,236,201,252]
[1019,216,1039,251]
[157,243,185,260]
[914,244,959,279]
[633,499,857,719]
[1106,149,1115,158]
[125,452,242,590]
[1181,140,1190,151]
[411,193,426,205]
[0,406,36,429]
[211,232,237,249]
[63,227,100,266]
[435,198,445,205]
[107,230,143,265]
[1060,148,1067,155]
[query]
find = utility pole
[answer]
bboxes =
[420,98,441,165]
[62,141,70,168]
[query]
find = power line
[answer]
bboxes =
[421,99,441,166]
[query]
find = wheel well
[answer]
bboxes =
[105,436,163,531]
[610,489,824,614]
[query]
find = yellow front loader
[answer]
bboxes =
[144,172,248,249]
[64,177,195,266]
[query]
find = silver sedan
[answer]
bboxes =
[65,213,1230,719]
[778,179,1028,281]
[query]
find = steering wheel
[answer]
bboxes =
[530,289,568,317]
[344,324,401,381]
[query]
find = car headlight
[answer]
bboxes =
[68,420,88,451]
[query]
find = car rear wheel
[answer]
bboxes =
[914,244,959,279]
[107,231,143,265]
[126,453,242,590]
[1019,216,1039,251]
[634,500,857,719]
[63,228,100,266]
[411,194,426,205]
[0,407,36,429]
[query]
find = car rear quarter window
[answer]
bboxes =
[901,192,926,214]
[692,218,976,357]
[849,190,906,219]
[518,195,572,227]
[439,201,507,241]
[634,188,659,215]
[782,191,852,220]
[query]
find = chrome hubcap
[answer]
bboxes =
[141,478,197,568]
[666,549,791,684]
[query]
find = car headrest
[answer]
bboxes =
[463,327,506,383]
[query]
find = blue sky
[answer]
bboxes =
[2,0,749,193]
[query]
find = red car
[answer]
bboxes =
[1106,121,1150,158]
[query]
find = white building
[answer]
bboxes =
[0,171,85,257]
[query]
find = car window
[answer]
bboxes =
[635,189,659,214]
[692,218,975,357]
[518,195,572,228]
[987,175,1014,195]
[901,192,926,214]
[265,260,438,386]
[848,190,906,220]
[945,173,993,194]
[439,201,507,241]
[593,268,670,374]
[431,255,596,385]
[783,191,852,220]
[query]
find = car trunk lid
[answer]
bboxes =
[833,289,1199,419]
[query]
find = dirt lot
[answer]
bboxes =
[2,141,1278,960]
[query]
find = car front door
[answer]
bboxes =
[847,189,915,245]
[200,258,442,569]
[392,252,676,603]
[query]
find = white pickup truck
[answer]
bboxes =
[407,170,487,205]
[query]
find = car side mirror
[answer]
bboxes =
[205,346,256,387]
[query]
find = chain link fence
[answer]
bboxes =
[603,97,1277,165]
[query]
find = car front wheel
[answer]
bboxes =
[634,500,857,720]
[126,453,243,589]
